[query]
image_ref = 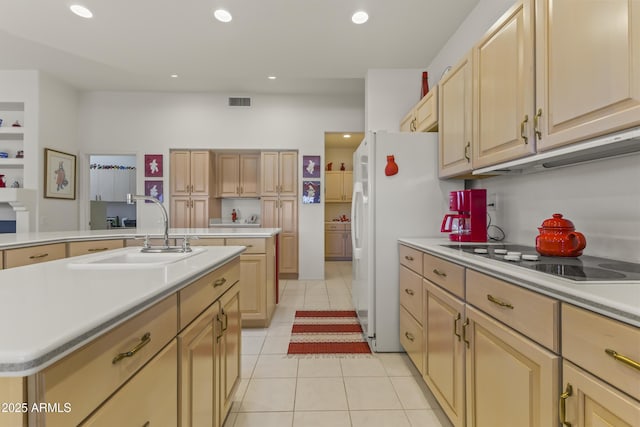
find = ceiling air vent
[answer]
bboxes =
[228,97,251,107]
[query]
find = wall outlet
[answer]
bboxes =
[488,193,498,211]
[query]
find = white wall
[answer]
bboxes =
[427,0,640,262]
[77,91,364,279]
[38,72,81,232]
[365,69,425,132]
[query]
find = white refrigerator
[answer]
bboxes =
[351,131,461,352]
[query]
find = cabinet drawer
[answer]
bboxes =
[325,222,345,231]
[191,237,224,246]
[226,238,265,254]
[67,239,124,257]
[399,245,422,274]
[399,265,422,321]
[81,339,177,426]
[400,306,424,375]
[125,238,176,247]
[423,253,465,299]
[562,304,640,401]
[42,295,177,427]
[466,269,559,352]
[0,251,3,269]
[179,258,240,329]
[4,243,66,268]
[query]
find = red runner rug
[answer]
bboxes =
[287,310,371,354]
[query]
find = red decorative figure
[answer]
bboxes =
[421,72,429,98]
[385,155,398,176]
[340,163,345,171]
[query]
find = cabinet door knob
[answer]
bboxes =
[404,288,415,296]
[404,332,415,342]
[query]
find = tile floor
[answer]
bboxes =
[223,261,452,427]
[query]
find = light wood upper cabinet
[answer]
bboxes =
[472,0,536,168]
[325,171,352,202]
[170,150,215,228]
[400,89,438,133]
[439,53,474,178]
[261,151,297,197]
[217,153,259,198]
[535,0,640,151]
[170,150,212,196]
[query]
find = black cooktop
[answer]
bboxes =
[440,244,640,282]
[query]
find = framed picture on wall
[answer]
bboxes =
[144,154,163,177]
[302,155,321,178]
[44,148,76,200]
[144,180,163,202]
[302,180,320,204]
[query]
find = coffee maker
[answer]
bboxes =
[441,189,487,242]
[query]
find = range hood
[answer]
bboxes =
[472,126,640,175]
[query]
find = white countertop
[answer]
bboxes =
[398,238,640,328]
[0,245,245,376]
[0,227,281,250]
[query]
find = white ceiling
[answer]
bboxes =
[0,0,479,95]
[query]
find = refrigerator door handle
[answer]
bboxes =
[351,181,364,259]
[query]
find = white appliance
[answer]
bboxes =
[351,131,461,352]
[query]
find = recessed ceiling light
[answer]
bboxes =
[343,134,352,138]
[214,9,232,23]
[267,76,277,80]
[170,74,179,78]
[70,4,93,19]
[351,11,368,24]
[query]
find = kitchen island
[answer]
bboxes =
[397,238,639,427]
[0,227,281,328]
[0,244,245,426]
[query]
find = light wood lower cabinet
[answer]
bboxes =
[325,223,351,260]
[82,340,178,426]
[178,278,240,427]
[178,300,221,427]
[561,361,640,427]
[423,281,465,427]
[67,239,124,257]
[4,243,66,269]
[218,284,241,424]
[465,305,560,427]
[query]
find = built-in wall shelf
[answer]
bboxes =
[0,127,25,136]
[0,158,25,168]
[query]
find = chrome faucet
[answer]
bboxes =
[126,193,170,249]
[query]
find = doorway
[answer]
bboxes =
[86,154,137,230]
[323,132,362,276]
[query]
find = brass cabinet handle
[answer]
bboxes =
[605,348,640,371]
[142,422,150,427]
[404,255,414,261]
[404,288,415,296]
[222,310,229,332]
[464,142,471,162]
[520,114,529,144]
[29,253,49,260]
[487,294,514,309]
[213,277,227,288]
[112,332,151,364]
[216,315,224,342]
[432,268,447,278]
[405,332,415,342]
[462,319,470,348]
[559,383,573,426]
[88,247,109,252]
[534,108,543,140]
[453,313,462,341]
